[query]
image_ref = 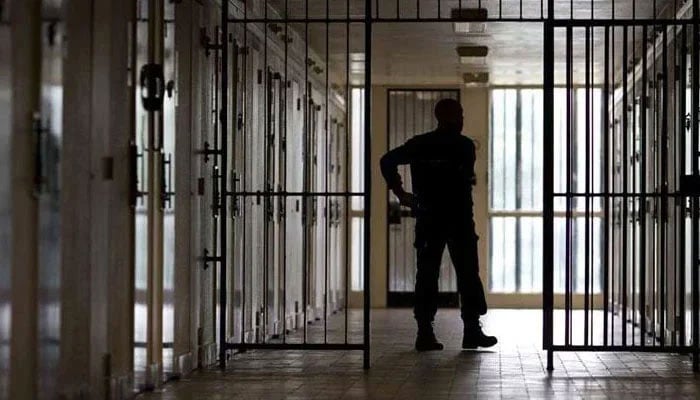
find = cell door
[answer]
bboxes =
[285,79,304,335]
[132,0,167,390]
[543,19,700,370]
[161,0,176,378]
[386,89,461,307]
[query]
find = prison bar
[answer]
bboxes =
[207,0,372,370]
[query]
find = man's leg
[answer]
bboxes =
[446,229,497,348]
[414,224,445,351]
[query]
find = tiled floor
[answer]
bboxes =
[139,309,700,399]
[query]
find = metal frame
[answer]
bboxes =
[206,0,700,373]
[542,0,700,372]
[212,0,373,370]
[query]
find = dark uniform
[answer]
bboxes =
[380,127,487,326]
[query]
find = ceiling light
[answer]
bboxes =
[457,46,488,65]
[463,72,489,86]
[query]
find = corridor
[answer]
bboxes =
[5,0,700,398]
[139,310,700,399]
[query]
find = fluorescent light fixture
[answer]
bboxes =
[457,46,488,65]
[463,72,489,86]
[350,52,365,61]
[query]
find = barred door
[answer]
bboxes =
[543,7,700,371]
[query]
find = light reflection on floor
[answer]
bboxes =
[138,308,700,399]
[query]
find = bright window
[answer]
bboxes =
[350,88,365,291]
[489,88,603,294]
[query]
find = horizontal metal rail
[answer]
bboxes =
[225,191,365,197]
[549,345,697,353]
[226,343,365,351]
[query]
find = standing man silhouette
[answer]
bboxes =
[381,98,497,351]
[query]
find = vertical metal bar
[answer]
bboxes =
[640,24,648,348]
[344,0,350,345]
[363,0,372,369]
[263,0,269,345]
[585,25,591,347]
[590,24,596,349]
[631,25,637,347]
[692,0,700,371]
[622,25,628,347]
[324,12,330,344]
[282,0,289,345]
[660,27,669,347]
[515,92,522,292]
[565,25,572,347]
[652,23,659,344]
[570,0,573,19]
[386,92,392,298]
[241,3,248,348]
[603,25,610,347]
[220,0,229,370]
[610,25,616,346]
[543,0,555,369]
[302,0,309,345]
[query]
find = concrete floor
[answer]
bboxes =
[139,309,700,399]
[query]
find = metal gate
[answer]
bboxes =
[207,0,700,372]
[542,0,700,371]
[209,0,372,369]
[386,89,461,307]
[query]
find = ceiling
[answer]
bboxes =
[263,0,679,86]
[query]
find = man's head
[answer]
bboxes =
[434,98,463,133]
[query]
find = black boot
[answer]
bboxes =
[462,320,497,349]
[415,322,444,352]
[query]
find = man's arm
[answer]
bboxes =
[469,139,477,186]
[380,140,416,207]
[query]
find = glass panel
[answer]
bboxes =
[351,88,364,211]
[351,218,364,291]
